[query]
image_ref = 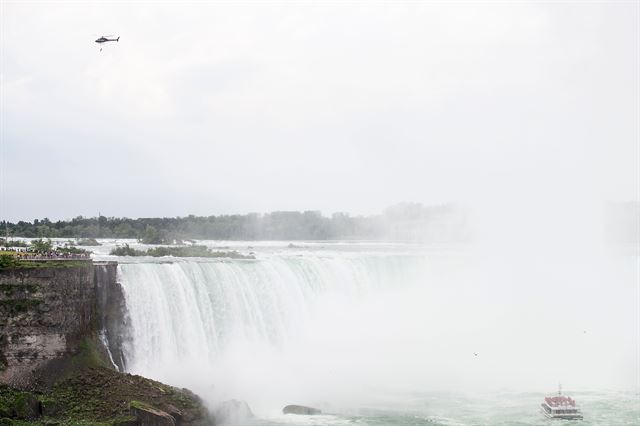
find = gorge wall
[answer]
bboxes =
[95,261,130,371]
[0,261,126,389]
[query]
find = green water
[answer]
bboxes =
[252,391,639,426]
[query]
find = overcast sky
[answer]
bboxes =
[1,1,638,221]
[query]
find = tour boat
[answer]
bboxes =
[541,386,583,420]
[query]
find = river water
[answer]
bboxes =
[88,239,638,425]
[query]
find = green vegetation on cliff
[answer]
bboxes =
[0,299,43,315]
[0,387,40,422]
[110,244,255,259]
[0,255,19,270]
[0,256,91,271]
[0,283,39,297]
[48,367,209,424]
[1,367,211,425]
[0,338,211,424]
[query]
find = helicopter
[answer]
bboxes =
[95,35,120,51]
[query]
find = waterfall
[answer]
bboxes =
[116,253,429,411]
[113,247,638,415]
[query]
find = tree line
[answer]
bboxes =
[1,203,470,243]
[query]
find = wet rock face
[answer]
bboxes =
[0,263,95,388]
[282,405,322,415]
[0,261,133,388]
[130,402,177,425]
[94,262,131,371]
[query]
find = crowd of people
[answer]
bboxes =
[18,252,91,260]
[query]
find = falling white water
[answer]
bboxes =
[98,330,120,371]
[117,251,437,412]
[119,254,425,358]
[115,244,638,419]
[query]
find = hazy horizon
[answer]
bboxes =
[2,2,638,223]
[4,201,461,223]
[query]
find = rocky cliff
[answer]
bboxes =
[0,260,214,425]
[95,261,131,372]
[0,261,97,388]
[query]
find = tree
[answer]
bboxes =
[0,253,19,269]
[112,223,131,238]
[141,225,162,244]
[31,238,53,253]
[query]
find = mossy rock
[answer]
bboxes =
[130,401,175,425]
[0,366,212,424]
[111,416,138,426]
[39,397,63,417]
[0,299,43,315]
[44,367,211,424]
[0,284,39,298]
[0,387,40,421]
[12,393,39,420]
[70,338,110,371]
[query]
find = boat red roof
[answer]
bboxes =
[544,396,576,407]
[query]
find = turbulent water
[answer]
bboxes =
[91,240,638,425]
